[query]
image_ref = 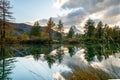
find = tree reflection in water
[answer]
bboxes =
[0,45,15,80]
[84,43,120,62]
[0,43,120,79]
[68,46,76,57]
[30,44,64,68]
[28,43,120,68]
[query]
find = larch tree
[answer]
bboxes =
[46,18,55,40]
[21,32,30,41]
[0,0,14,41]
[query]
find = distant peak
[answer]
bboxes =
[70,25,83,34]
[24,21,35,26]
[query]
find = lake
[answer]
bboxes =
[0,43,120,80]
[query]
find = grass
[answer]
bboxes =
[62,65,115,80]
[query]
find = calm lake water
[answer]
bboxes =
[0,43,120,80]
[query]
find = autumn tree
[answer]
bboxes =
[21,32,29,41]
[46,18,55,40]
[0,0,14,41]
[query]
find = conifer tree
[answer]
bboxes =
[30,21,41,39]
[46,18,55,40]
[95,21,103,38]
[67,26,74,38]
[0,0,13,41]
[84,19,95,38]
[57,20,64,42]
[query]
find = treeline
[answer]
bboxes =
[1,17,120,44]
[21,18,120,44]
[29,18,63,41]
[20,18,64,44]
[83,19,120,43]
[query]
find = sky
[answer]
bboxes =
[11,0,120,27]
[11,0,59,23]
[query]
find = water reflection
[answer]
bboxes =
[0,43,120,79]
[10,43,120,67]
[56,47,64,64]
[0,45,15,80]
[84,43,120,62]
[29,44,65,68]
[68,46,76,57]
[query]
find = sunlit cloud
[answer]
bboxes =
[53,0,69,9]
[52,0,120,28]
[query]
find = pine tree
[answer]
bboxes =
[67,26,74,38]
[95,21,103,38]
[84,19,95,38]
[57,20,64,42]
[30,21,41,39]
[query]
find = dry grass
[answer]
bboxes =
[62,65,115,80]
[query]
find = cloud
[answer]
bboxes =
[64,8,88,25]
[53,0,120,27]
[39,19,48,26]
[104,5,120,17]
[67,8,85,18]
[53,0,69,9]
[60,0,120,13]
[38,0,120,32]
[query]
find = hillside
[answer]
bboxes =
[14,23,60,37]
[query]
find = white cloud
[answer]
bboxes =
[52,0,120,27]
[116,21,120,25]
[37,0,120,32]
[53,0,69,9]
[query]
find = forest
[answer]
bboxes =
[0,0,120,44]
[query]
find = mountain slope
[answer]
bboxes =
[14,23,60,37]
[14,23,32,34]
[71,25,83,35]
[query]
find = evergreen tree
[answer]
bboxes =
[30,21,41,39]
[67,26,74,38]
[112,26,119,40]
[57,20,64,41]
[84,19,95,38]
[95,21,103,38]
[103,24,120,42]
